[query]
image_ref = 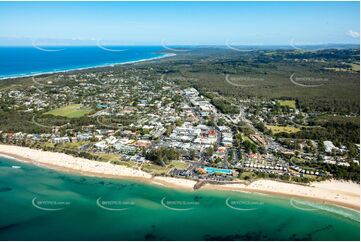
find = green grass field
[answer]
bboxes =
[351,63,360,72]
[142,163,170,175]
[277,100,296,109]
[169,161,189,169]
[267,125,301,134]
[59,141,90,150]
[44,104,92,118]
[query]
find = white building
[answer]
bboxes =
[324,141,338,153]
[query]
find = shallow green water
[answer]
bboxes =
[0,157,359,241]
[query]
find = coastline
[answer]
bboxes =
[0,53,176,80]
[0,144,359,211]
[203,181,360,211]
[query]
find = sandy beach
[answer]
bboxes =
[0,144,152,179]
[0,144,359,210]
[204,180,360,210]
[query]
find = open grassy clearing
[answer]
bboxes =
[95,153,122,162]
[44,104,93,118]
[95,153,139,168]
[141,163,170,175]
[58,141,90,149]
[169,160,189,169]
[267,125,301,134]
[277,100,296,109]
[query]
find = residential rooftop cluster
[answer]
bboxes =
[0,67,359,183]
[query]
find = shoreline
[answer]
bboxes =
[0,53,176,80]
[203,182,360,211]
[0,144,359,211]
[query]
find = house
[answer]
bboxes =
[135,140,152,148]
[113,143,137,154]
[95,141,108,151]
[77,133,92,141]
[52,137,70,144]
[324,141,338,153]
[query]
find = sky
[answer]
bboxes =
[0,1,359,46]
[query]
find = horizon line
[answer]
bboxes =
[0,43,359,47]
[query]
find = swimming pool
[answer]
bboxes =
[203,166,233,174]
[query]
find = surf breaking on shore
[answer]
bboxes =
[0,53,175,80]
[0,144,359,211]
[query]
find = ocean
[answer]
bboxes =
[0,156,359,241]
[0,46,167,79]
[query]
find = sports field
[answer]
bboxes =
[44,104,92,118]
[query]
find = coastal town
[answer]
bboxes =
[0,1,360,241]
[0,65,359,185]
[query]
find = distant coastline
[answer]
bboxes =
[0,50,175,80]
[0,144,359,211]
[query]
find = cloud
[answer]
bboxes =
[346,29,360,38]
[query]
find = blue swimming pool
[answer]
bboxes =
[203,166,233,174]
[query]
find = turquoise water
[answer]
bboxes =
[0,156,359,241]
[203,166,233,174]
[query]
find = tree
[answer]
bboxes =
[146,147,181,166]
[204,146,214,158]
[175,119,184,127]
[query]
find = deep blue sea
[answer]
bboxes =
[0,46,167,79]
